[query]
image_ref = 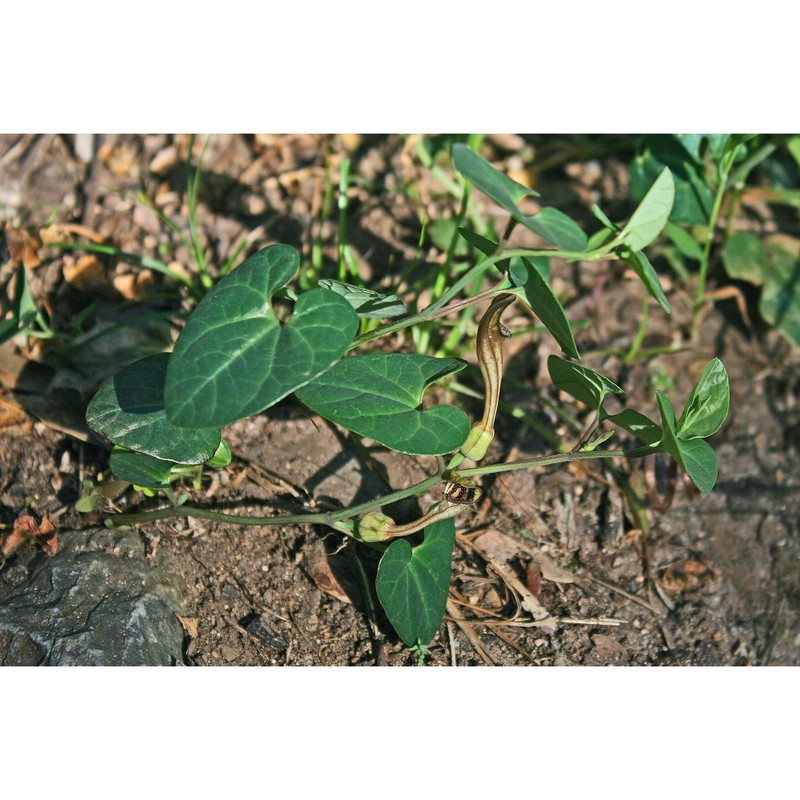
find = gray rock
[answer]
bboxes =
[0,527,186,666]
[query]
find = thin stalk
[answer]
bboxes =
[337,158,356,282]
[104,448,647,531]
[432,181,472,300]
[186,134,212,289]
[624,295,650,365]
[352,243,615,350]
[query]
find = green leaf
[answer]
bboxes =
[620,167,675,251]
[631,136,714,226]
[375,517,455,647]
[508,257,580,359]
[722,231,767,285]
[617,247,672,314]
[759,240,800,347]
[605,408,662,445]
[108,449,176,488]
[655,390,719,493]
[524,207,588,252]
[655,390,682,464]
[206,438,232,468]
[548,356,624,410]
[452,144,587,251]
[318,279,407,319]
[675,437,718,494]
[295,353,471,455]
[664,222,705,262]
[677,358,730,440]
[452,143,539,210]
[87,353,221,464]
[164,245,359,428]
[591,204,620,232]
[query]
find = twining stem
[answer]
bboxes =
[352,243,619,349]
[105,448,650,532]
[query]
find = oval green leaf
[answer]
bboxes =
[452,143,539,210]
[295,353,470,455]
[722,231,767,285]
[620,167,675,251]
[617,247,672,314]
[164,245,359,428]
[677,358,730,440]
[375,517,456,647]
[452,144,587,251]
[509,257,580,359]
[676,437,718,494]
[86,353,221,465]
[548,356,624,410]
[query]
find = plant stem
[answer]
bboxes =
[104,449,646,530]
[352,244,615,349]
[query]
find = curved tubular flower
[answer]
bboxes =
[460,293,516,461]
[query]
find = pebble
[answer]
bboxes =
[149,145,179,176]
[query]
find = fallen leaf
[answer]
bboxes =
[1,511,58,558]
[63,255,108,292]
[525,562,542,599]
[0,392,28,427]
[113,270,154,300]
[5,225,42,268]
[660,558,721,593]
[176,615,199,638]
[39,223,105,245]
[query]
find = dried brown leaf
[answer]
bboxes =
[113,270,154,301]
[6,226,42,268]
[176,615,199,638]
[63,255,108,292]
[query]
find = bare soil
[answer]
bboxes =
[1,133,798,666]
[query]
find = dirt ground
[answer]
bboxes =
[1,133,798,666]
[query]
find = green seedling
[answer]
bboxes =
[82,144,730,655]
[630,133,797,339]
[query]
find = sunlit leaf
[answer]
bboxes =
[164,245,359,428]
[295,353,470,455]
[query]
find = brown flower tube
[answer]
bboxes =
[460,293,515,461]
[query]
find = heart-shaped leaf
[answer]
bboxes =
[164,245,359,428]
[619,167,675,251]
[375,517,456,647]
[452,144,588,251]
[295,353,470,455]
[548,356,624,410]
[508,257,580,359]
[677,358,730,440]
[86,353,221,465]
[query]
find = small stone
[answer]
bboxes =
[221,645,239,662]
[149,145,179,177]
[241,192,267,216]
